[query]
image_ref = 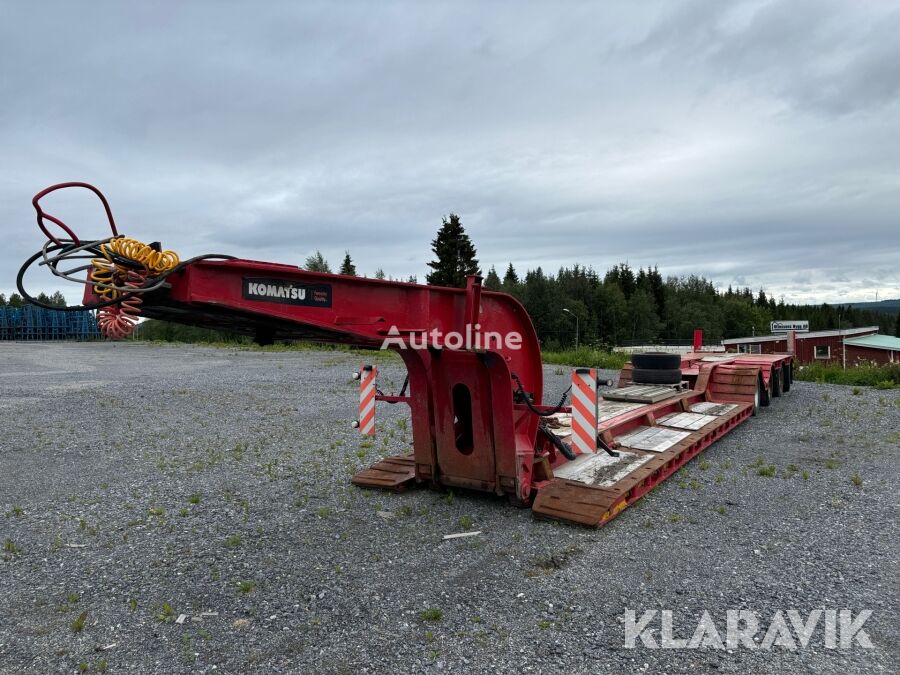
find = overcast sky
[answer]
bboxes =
[2,0,899,305]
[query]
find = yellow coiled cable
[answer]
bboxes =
[90,236,180,299]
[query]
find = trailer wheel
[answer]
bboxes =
[760,373,772,407]
[631,352,681,370]
[752,376,761,416]
[632,367,682,385]
[772,369,783,398]
[782,363,792,392]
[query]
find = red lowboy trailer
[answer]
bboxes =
[19,183,794,527]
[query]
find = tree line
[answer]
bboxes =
[0,291,66,308]
[301,213,896,348]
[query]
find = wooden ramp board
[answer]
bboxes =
[657,412,717,430]
[351,455,416,491]
[551,450,653,487]
[603,385,682,404]
[616,426,692,452]
[690,402,739,416]
[544,401,647,437]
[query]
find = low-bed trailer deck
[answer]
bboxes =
[357,350,793,526]
[19,183,795,528]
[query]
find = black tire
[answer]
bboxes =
[631,352,682,370]
[772,369,783,397]
[632,368,682,385]
[782,363,792,392]
[761,373,772,407]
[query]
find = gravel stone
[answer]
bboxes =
[0,342,897,673]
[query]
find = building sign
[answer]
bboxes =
[771,320,809,333]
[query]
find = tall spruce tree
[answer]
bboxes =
[895,311,900,337]
[304,250,331,273]
[484,266,501,291]
[425,213,480,288]
[339,251,357,276]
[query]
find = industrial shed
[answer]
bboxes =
[843,334,900,365]
[721,326,879,366]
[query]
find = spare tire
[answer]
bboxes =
[632,368,682,385]
[631,352,681,370]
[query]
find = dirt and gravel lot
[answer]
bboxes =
[1,342,898,674]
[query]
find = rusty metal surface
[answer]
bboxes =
[351,455,416,491]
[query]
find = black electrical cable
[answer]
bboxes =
[510,372,570,417]
[16,239,235,312]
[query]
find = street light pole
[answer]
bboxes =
[562,308,579,350]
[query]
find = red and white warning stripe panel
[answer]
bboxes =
[357,365,377,435]
[570,367,598,454]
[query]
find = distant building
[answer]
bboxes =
[721,326,879,366]
[843,334,900,366]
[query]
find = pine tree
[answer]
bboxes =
[895,311,900,337]
[304,251,331,273]
[8,293,24,308]
[484,266,501,291]
[374,268,386,280]
[425,213,480,288]
[0,293,6,307]
[339,251,356,276]
[503,263,519,287]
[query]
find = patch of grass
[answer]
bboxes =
[148,506,164,517]
[714,473,724,484]
[852,387,862,396]
[851,473,863,487]
[669,513,683,524]
[797,363,900,388]
[224,535,242,548]
[359,440,374,449]
[542,347,629,370]
[538,619,553,630]
[443,491,455,506]
[71,611,88,633]
[97,658,108,673]
[802,470,810,480]
[128,598,138,611]
[189,493,202,505]
[316,506,331,518]
[67,592,81,604]
[238,580,257,594]
[3,537,20,556]
[8,506,24,518]
[179,508,189,518]
[689,479,700,490]
[698,460,710,471]
[757,465,777,477]
[419,608,444,622]
[460,515,473,530]
[721,459,734,470]
[78,663,88,673]
[716,505,727,515]
[157,602,176,623]
[824,458,840,470]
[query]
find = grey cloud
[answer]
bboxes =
[2,1,898,306]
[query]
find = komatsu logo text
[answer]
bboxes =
[242,278,332,308]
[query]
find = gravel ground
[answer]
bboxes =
[1,342,898,674]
